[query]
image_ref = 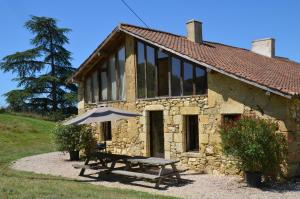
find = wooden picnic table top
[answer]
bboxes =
[127,157,180,166]
[90,151,132,160]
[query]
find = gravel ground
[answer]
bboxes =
[12,152,300,199]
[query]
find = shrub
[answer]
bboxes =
[220,116,287,177]
[0,107,6,113]
[52,124,97,157]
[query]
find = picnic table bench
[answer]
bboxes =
[112,157,181,188]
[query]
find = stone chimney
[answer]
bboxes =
[251,38,275,58]
[186,19,202,44]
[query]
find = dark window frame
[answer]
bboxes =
[221,114,241,126]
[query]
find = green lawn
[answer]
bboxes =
[0,113,178,199]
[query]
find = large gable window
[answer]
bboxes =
[136,40,207,99]
[84,45,126,103]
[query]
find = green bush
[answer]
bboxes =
[52,124,97,156]
[220,116,287,177]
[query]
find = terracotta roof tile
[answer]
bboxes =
[120,23,300,97]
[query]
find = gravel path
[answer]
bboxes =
[12,152,300,199]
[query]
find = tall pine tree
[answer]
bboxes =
[0,16,77,117]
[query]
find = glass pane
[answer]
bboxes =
[183,62,193,95]
[92,71,99,103]
[109,56,116,100]
[118,47,126,100]
[195,66,207,94]
[86,76,92,103]
[171,57,181,96]
[137,42,146,98]
[146,46,156,98]
[100,69,107,101]
[157,51,169,96]
[84,79,88,102]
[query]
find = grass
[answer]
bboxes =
[0,113,178,199]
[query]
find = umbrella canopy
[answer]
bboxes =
[63,107,141,125]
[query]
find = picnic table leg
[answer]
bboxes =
[155,165,165,189]
[79,158,90,176]
[139,163,145,171]
[108,159,116,172]
[124,160,131,171]
[171,163,181,183]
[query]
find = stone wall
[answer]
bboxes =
[207,71,300,176]
[286,99,300,176]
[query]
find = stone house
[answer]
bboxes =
[70,20,300,177]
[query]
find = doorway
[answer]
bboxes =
[149,111,164,157]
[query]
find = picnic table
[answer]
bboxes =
[73,152,182,188]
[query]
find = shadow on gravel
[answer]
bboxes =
[260,181,300,193]
[79,171,195,190]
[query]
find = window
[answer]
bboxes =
[137,42,146,98]
[85,76,92,103]
[102,122,112,141]
[146,46,156,98]
[99,62,108,101]
[109,56,116,100]
[195,66,207,95]
[183,62,194,96]
[135,40,207,99]
[186,115,199,152]
[92,71,99,103]
[118,47,126,100]
[222,114,241,125]
[85,45,126,103]
[157,51,169,96]
[171,57,181,96]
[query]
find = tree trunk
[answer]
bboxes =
[50,36,58,112]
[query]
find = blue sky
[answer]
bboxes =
[1,0,300,107]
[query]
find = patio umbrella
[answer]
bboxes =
[63,106,141,125]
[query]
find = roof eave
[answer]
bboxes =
[67,26,121,83]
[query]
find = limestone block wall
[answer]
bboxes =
[286,99,300,176]
[207,71,300,176]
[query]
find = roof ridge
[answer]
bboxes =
[119,23,184,38]
[205,41,250,52]
[206,41,300,65]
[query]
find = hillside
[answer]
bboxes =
[0,113,55,165]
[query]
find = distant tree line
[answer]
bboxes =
[0,16,77,120]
